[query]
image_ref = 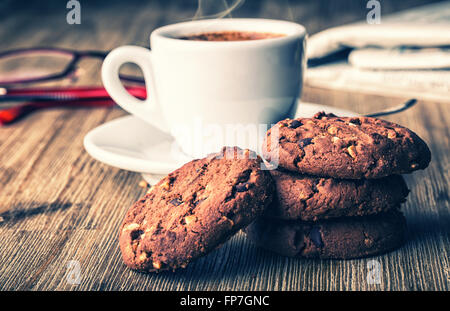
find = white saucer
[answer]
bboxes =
[84,102,358,184]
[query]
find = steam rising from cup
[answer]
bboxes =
[193,0,245,20]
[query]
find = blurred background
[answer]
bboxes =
[0,0,448,121]
[1,0,445,47]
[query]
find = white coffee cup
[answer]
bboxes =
[102,18,307,158]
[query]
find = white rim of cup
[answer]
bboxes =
[151,18,306,49]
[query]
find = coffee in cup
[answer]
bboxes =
[102,19,307,158]
[178,31,285,41]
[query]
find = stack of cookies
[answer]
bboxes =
[118,113,431,273]
[246,112,431,259]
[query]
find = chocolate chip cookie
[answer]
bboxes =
[119,147,274,272]
[246,211,407,259]
[263,112,431,179]
[265,169,409,221]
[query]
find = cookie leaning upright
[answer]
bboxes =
[263,112,431,179]
[119,146,274,272]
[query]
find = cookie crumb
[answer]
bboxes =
[123,223,140,232]
[327,126,338,135]
[138,253,147,262]
[152,261,161,269]
[184,215,197,225]
[387,131,397,139]
[139,180,149,188]
[364,238,374,247]
[347,145,357,159]
[161,180,171,191]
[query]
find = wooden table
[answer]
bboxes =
[0,0,448,291]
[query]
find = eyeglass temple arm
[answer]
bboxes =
[0,86,147,101]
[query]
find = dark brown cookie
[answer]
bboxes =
[245,211,407,259]
[265,169,409,221]
[119,147,274,272]
[263,112,431,179]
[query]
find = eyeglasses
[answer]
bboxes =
[0,47,147,125]
[0,47,145,86]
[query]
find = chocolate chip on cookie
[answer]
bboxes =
[263,112,431,179]
[119,146,274,272]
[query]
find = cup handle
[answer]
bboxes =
[101,45,168,132]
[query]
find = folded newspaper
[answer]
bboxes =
[305,1,450,102]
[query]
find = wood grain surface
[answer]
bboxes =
[0,0,448,291]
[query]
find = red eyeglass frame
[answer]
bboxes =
[0,47,147,124]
